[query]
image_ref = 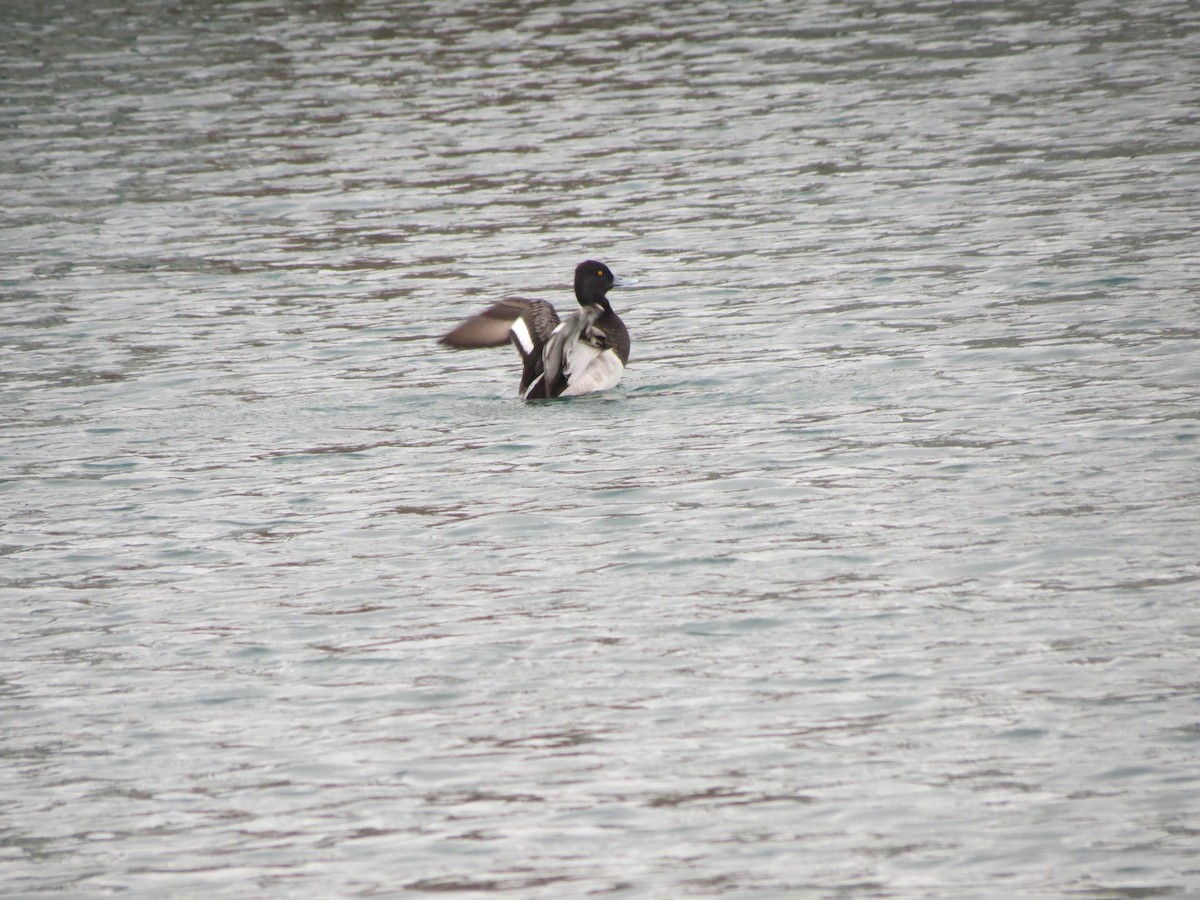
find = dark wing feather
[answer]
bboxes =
[520,298,561,343]
[439,299,526,348]
[439,298,560,349]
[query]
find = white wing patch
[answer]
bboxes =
[509,317,534,356]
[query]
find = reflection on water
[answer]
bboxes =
[2,0,1198,896]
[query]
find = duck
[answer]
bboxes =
[439,260,635,399]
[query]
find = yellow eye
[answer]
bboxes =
[596,269,604,276]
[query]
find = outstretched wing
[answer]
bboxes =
[440,298,563,398]
[439,298,560,356]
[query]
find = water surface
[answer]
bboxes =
[2,1,1199,896]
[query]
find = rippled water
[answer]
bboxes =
[3,1,1199,896]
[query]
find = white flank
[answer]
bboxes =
[560,348,625,396]
[509,317,534,356]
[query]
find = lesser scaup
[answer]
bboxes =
[439,260,635,399]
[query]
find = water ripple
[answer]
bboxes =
[2,0,1198,896]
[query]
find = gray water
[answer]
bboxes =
[3,1,1199,896]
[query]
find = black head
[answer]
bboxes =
[574,260,634,308]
